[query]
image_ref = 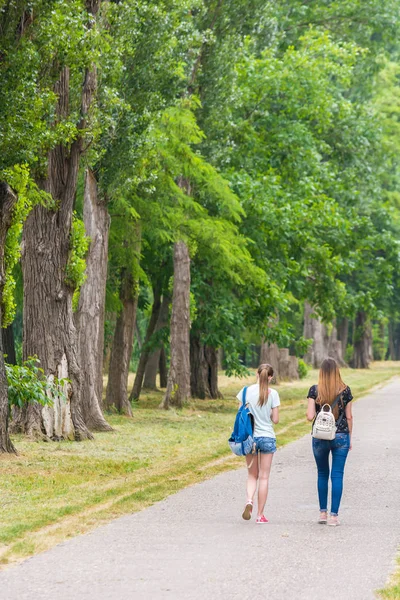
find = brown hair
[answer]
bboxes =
[257,363,274,407]
[317,358,346,418]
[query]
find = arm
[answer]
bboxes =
[345,402,353,449]
[306,397,316,421]
[271,406,279,424]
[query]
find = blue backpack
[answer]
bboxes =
[228,387,255,456]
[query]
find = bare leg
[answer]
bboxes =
[245,453,259,502]
[257,453,273,516]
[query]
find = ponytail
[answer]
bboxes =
[257,363,274,407]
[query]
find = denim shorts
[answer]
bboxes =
[254,436,276,454]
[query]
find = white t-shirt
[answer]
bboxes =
[236,383,280,439]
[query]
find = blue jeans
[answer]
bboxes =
[312,433,350,516]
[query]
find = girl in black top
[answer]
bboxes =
[306,358,353,526]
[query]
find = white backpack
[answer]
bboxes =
[312,394,343,440]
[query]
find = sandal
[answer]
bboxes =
[242,501,253,521]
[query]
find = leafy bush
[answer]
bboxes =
[297,358,309,379]
[344,344,354,365]
[5,356,68,410]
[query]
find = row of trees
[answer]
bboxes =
[1,0,400,452]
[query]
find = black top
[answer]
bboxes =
[307,385,353,434]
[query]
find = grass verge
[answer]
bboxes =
[378,554,400,599]
[0,361,398,568]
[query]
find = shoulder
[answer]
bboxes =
[269,387,280,407]
[236,387,245,402]
[342,386,353,403]
[307,384,318,399]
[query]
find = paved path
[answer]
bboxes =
[1,379,399,600]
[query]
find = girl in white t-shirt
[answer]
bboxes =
[236,363,280,523]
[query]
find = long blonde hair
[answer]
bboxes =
[257,363,274,407]
[317,358,346,418]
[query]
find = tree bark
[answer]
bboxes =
[204,345,220,398]
[20,2,101,441]
[2,324,16,365]
[0,183,18,453]
[260,342,280,382]
[303,302,346,368]
[129,285,162,400]
[388,320,400,360]
[337,317,349,358]
[142,293,170,391]
[190,333,221,399]
[76,169,111,431]
[162,241,191,409]
[352,311,371,369]
[159,345,168,388]
[105,265,139,416]
[190,332,207,399]
[22,69,94,440]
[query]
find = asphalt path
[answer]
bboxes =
[1,379,399,600]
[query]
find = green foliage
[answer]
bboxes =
[5,356,68,410]
[345,345,354,365]
[65,214,90,310]
[297,359,309,380]
[1,164,51,327]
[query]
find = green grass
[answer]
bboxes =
[0,361,398,567]
[378,555,400,599]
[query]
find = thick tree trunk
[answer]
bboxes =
[20,3,100,440]
[190,334,221,399]
[159,346,168,388]
[0,183,17,453]
[303,302,346,368]
[260,342,280,382]
[22,67,93,441]
[129,286,162,400]
[162,241,191,409]
[105,268,139,416]
[352,311,371,369]
[76,169,111,431]
[142,294,170,391]
[2,324,16,365]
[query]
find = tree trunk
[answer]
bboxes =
[388,321,396,360]
[105,266,139,416]
[204,345,220,399]
[22,67,97,441]
[190,332,207,399]
[143,347,160,391]
[159,345,168,388]
[142,294,170,391]
[303,302,346,368]
[337,317,349,358]
[76,169,111,431]
[0,183,18,453]
[352,311,371,369]
[260,342,280,382]
[129,285,162,400]
[190,333,221,399]
[162,241,191,409]
[2,324,16,365]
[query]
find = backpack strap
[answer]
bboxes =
[242,386,248,407]
[324,393,346,427]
